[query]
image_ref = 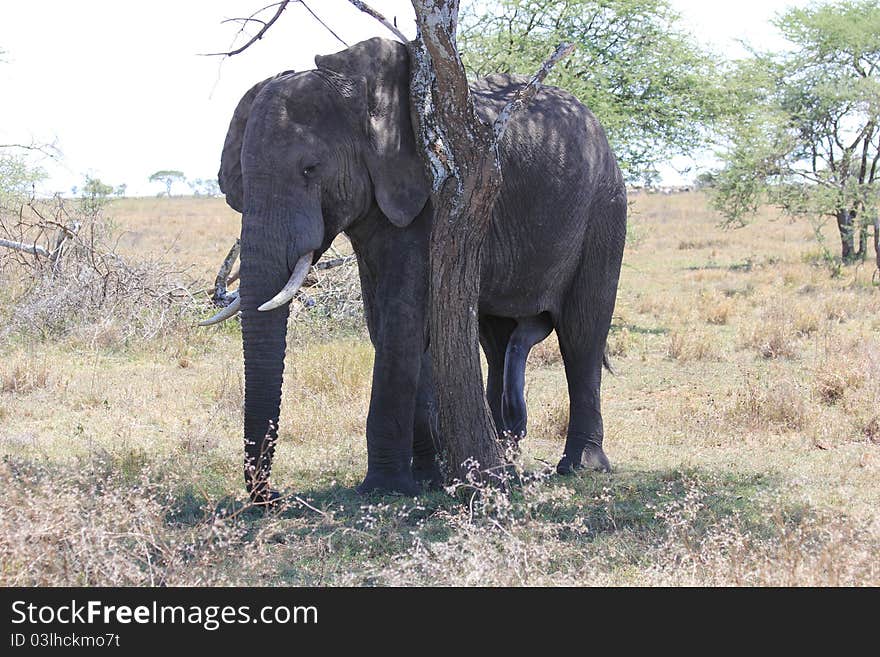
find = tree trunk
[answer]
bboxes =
[856,216,869,262]
[837,209,855,263]
[408,1,506,486]
[874,214,880,277]
[401,1,572,487]
[428,157,506,486]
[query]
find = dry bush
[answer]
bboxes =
[291,339,373,399]
[814,362,865,405]
[728,374,808,431]
[1,359,49,394]
[530,389,569,440]
[643,476,879,586]
[739,307,801,359]
[863,415,880,443]
[634,293,674,319]
[667,329,720,362]
[793,305,822,337]
[298,255,362,324]
[0,458,253,586]
[0,196,199,346]
[701,290,736,325]
[811,336,880,443]
[608,326,631,357]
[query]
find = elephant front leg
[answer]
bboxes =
[357,314,424,496]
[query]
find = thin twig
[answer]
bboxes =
[301,0,348,47]
[203,1,293,56]
[0,142,62,159]
[346,0,409,43]
[493,42,575,143]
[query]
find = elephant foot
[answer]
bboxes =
[556,445,611,475]
[356,471,420,497]
[411,459,444,490]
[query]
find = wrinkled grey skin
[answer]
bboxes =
[219,38,626,501]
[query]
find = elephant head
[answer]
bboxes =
[217,38,430,498]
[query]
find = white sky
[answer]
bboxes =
[0,0,810,195]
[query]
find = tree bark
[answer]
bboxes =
[837,209,855,263]
[874,214,880,277]
[856,216,869,262]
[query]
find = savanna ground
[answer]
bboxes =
[1,192,879,586]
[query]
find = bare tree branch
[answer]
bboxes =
[0,141,62,159]
[210,239,241,306]
[301,0,348,48]
[0,238,50,258]
[493,42,575,142]
[314,255,355,270]
[220,16,269,28]
[347,0,409,43]
[203,1,292,56]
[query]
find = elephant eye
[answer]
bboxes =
[302,164,318,178]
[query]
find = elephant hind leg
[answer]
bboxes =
[479,316,517,434]
[555,201,625,475]
[501,312,554,439]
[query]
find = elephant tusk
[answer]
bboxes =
[258,251,314,312]
[198,294,241,326]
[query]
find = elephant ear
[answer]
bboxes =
[315,38,429,227]
[218,70,295,213]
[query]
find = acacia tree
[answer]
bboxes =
[148,169,186,197]
[712,0,880,270]
[460,0,719,183]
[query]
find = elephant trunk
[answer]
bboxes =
[239,212,291,499]
[237,189,293,499]
[237,177,324,500]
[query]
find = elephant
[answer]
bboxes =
[203,37,627,503]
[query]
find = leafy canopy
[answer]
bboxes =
[460,0,722,183]
[0,154,45,203]
[149,170,186,197]
[148,170,185,183]
[711,0,880,255]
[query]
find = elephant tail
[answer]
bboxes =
[603,350,615,375]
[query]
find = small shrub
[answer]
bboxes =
[792,306,822,336]
[740,309,799,359]
[0,362,49,394]
[667,329,719,362]
[702,292,735,325]
[729,375,807,430]
[814,366,864,405]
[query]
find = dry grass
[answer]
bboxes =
[667,328,721,362]
[2,192,879,586]
[1,358,50,394]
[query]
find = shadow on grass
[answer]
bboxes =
[163,463,796,556]
[4,453,820,584]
